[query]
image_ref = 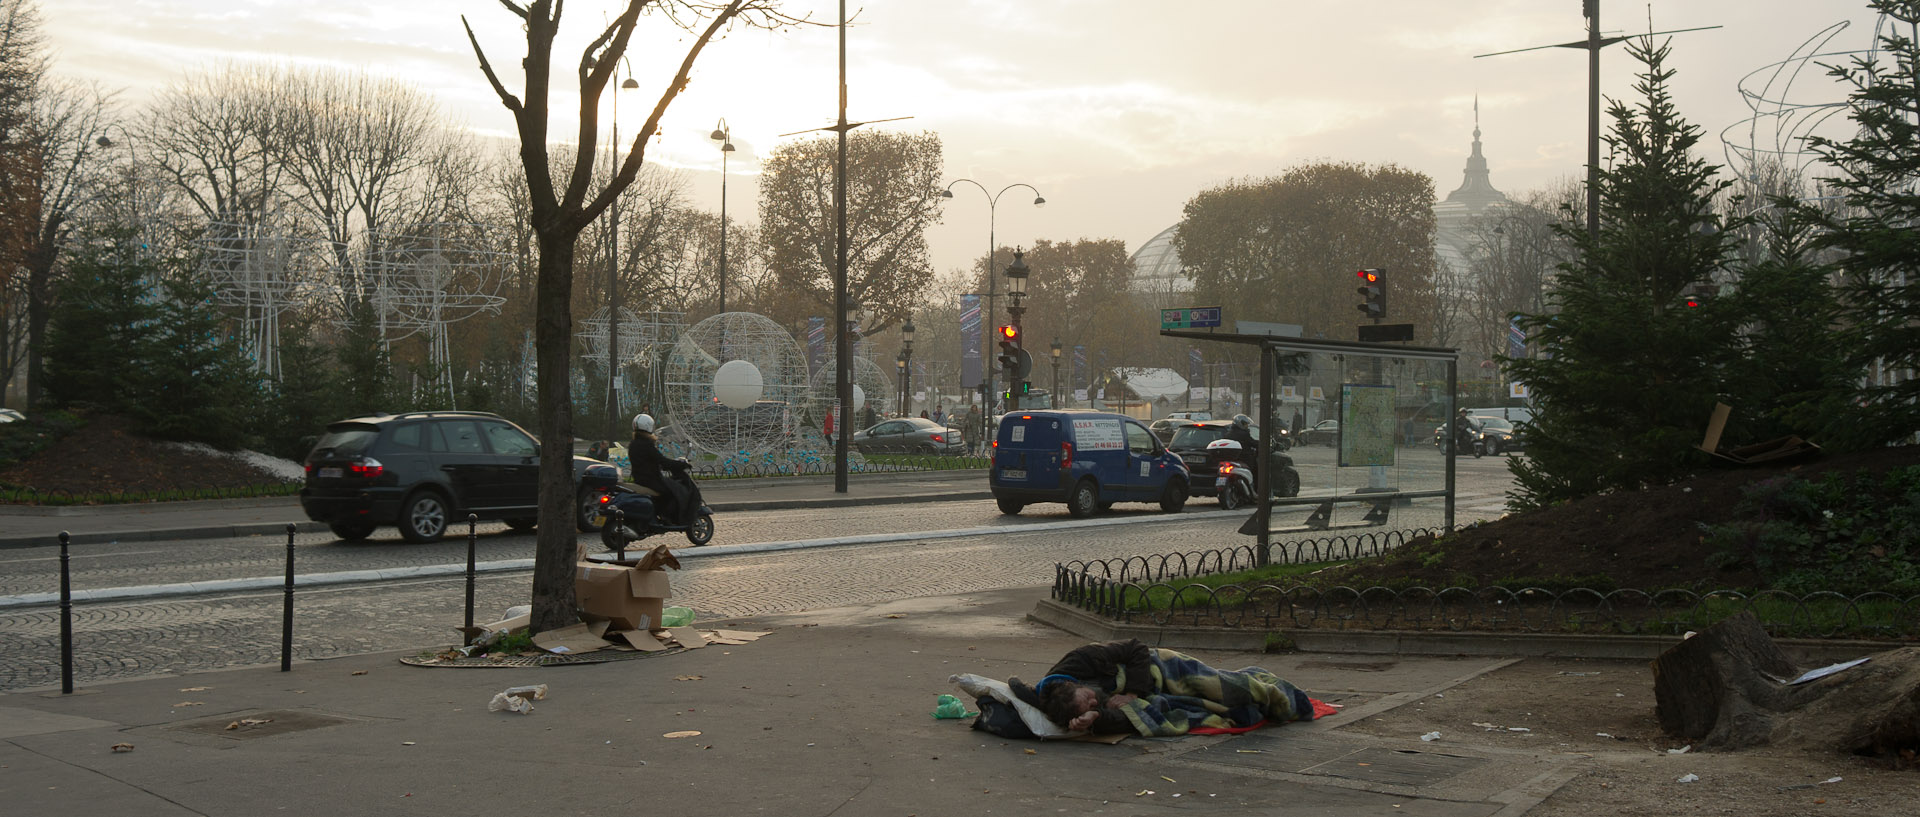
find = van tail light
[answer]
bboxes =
[347,457,384,479]
[1060,441,1073,468]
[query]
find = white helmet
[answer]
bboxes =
[632,413,655,433]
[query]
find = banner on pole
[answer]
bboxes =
[960,295,981,389]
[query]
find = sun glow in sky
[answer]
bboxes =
[45,0,1885,277]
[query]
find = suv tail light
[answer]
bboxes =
[1060,441,1073,468]
[347,457,384,479]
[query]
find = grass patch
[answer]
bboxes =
[1130,560,1350,611]
[1,482,302,506]
[1661,594,1918,639]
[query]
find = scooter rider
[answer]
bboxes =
[628,413,688,523]
[1452,408,1481,453]
[1226,414,1259,471]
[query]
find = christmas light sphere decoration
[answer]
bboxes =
[663,312,810,455]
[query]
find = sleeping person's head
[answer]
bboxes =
[1038,680,1103,726]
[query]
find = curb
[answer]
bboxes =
[1027,599,1899,663]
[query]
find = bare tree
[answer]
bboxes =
[463,0,801,633]
[138,64,282,226]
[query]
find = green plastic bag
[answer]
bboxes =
[931,694,976,719]
[660,606,695,628]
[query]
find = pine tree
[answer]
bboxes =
[1800,0,1920,447]
[128,272,264,449]
[41,234,162,413]
[1720,204,1852,442]
[1503,38,1742,510]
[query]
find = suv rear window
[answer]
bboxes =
[311,426,379,458]
[1168,426,1226,449]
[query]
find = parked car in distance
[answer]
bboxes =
[1166,420,1287,496]
[1149,411,1212,443]
[990,409,1190,517]
[299,410,620,543]
[1296,419,1340,446]
[851,417,964,454]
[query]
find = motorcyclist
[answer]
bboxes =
[1452,409,1481,453]
[1226,414,1259,471]
[628,413,688,523]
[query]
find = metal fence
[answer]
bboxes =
[1051,530,1920,640]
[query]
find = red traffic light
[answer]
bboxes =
[997,325,1019,340]
[1356,269,1379,284]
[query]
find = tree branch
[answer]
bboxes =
[461,15,523,115]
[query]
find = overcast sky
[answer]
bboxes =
[44,1,1886,279]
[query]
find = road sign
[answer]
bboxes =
[1357,323,1415,343]
[1160,306,1222,330]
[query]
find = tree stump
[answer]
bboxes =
[1651,611,1920,764]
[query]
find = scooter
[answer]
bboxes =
[1452,425,1486,458]
[1206,438,1301,511]
[595,460,715,548]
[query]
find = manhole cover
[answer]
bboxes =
[1305,747,1487,787]
[171,710,355,741]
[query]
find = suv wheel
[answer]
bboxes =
[399,490,450,543]
[576,487,604,533]
[329,522,376,542]
[1068,479,1100,518]
[1159,479,1188,513]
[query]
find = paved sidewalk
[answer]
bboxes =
[0,586,1571,816]
[0,469,991,549]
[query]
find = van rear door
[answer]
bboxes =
[994,414,1063,489]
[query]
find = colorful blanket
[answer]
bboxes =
[1113,648,1316,737]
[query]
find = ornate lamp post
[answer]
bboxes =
[899,313,915,414]
[1050,338,1062,408]
[941,180,1044,414]
[606,72,639,445]
[708,119,735,314]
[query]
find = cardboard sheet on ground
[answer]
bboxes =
[534,624,612,654]
[664,627,706,649]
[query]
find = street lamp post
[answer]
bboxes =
[606,72,640,446]
[1003,250,1029,411]
[709,119,735,314]
[1050,338,1062,408]
[941,180,1043,415]
[899,313,915,414]
[895,353,908,415]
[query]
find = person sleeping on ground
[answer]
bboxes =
[1019,639,1316,736]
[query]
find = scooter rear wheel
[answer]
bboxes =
[686,514,714,546]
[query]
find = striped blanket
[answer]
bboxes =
[1114,648,1315,737]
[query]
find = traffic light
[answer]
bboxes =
[996,324,1021,373]
[1356,268,1387,319]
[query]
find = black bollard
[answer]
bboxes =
[281,523,295,672]
[612,508,626,561]
[464,513,478,645]
[58,531,72,695]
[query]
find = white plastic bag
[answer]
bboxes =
[487,683,548,714]
[949,673,1075,738]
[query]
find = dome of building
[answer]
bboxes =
[1128,223,1190,298]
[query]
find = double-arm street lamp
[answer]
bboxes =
[709,119,735,314]
[940,180,1043,413]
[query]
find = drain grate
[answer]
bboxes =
[171,710,355,741]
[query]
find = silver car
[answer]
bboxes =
[851,417,965,454]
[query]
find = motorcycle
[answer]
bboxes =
[1452,423,1487,458]
[594,460,715,549]
[1206,438,1301,511]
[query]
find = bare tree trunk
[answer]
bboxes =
[530,227,577,628]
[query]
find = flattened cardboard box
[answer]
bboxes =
[575,562,671,631]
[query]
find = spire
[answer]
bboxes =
[1446,97,1506,211]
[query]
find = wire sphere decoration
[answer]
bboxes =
[1720,16,1887,189]
[364,224,510,403]
[663,312,812,456]
[806,352,898,432]
[195,219,331,379]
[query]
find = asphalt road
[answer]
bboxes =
[0,455,1520,691]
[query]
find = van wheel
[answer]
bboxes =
[1068,480,1100,518]
[398,490,450,543]
[995,496,1024,515]
[1159,480,1188,513]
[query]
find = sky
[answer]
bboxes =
[42,1,1890,281]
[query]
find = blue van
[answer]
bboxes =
[990,410,1191,517]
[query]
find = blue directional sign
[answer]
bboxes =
[1160,306,1222,330]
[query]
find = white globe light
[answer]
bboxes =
[712,359,764,409]
[851,384,865,413]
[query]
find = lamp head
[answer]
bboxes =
[1032,195,1046,208]
[621,77,639,89]
[940,189,954,199]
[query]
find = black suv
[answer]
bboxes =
[299,411,620,542]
